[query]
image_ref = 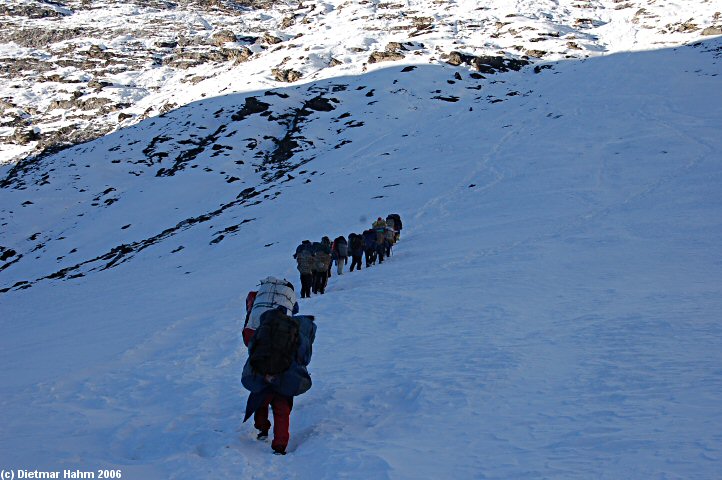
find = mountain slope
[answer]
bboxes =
[2,0,721,164]
[1,8,722,480]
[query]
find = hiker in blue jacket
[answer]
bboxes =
[348,233,364,272]
[242,312,316,455]
[362,229,377,267]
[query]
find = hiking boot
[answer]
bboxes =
[257,430,269,440]
[272,445,286,455]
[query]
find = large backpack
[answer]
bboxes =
[350,234,363,253]
[296,249,313,275]
[313,251,331,272]
[249,309,300,376]
[385,227,395,242]
[375,228,385,244]
[389,214,402,230]
[334,236,348,257]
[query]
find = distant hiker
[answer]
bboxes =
[372,219,387,264]
[311,241,331,294]
[375,233,386,264]
[384,226,395,257]
[385,214,396,235]
[348,233,364,272]
[294,241,314,299]
[362,229,377,267]
[388,213,402,241]
[244,277,298,345]
[294,239,312,258]
[385,215,398,248]
[331,235,348,275]
[242,311,317,455]
[321,236,333,278]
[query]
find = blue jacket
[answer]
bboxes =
[242,315,316,421]
[348,233,364,256]
[363,230,376,249]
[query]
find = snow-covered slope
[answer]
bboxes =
[2,0,721,164]
[1,1,722,479]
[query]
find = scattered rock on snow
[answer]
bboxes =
[525,49,547,58]
[272,68,302,82]
[368,51,405,63]
[305,96,336,112]
[13,128,40,145]
[702,26,722,35]
[211,29,237,46]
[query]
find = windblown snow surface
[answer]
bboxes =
[2,15,722,480]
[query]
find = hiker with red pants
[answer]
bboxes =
[242,310,317,455]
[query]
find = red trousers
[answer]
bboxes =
[254,392,293,449]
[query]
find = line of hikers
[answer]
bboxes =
[239,213,403,455]
[293,213,403,298]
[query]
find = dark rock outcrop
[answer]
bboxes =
[446,51,530,73]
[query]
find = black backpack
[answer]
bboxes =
[249,309,300,376]
[350,234,363,252]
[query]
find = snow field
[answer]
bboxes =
[1,31,722,480]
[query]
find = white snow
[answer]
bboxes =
[1,1,722,478]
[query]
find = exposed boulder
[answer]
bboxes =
[231,97,271,121]
[445,51,475,66]
[305,96,336,112]
[280,16,296,29]
[211,29,237,47]
[5,27,84,48]
[13,128,40,145]
[226,47,253,64]
[272,68,302,82]
[702,26,722,35]
[0,247,17,262]
[88,79,113,91]
[474,55,529,73]
[164,47,251,68]
[262,33,284,45]
[368,51,405,63]
[385,42,406,53]
[667,21,699,33]
[446,52,530,73]
[524,49,547,58]
[567,41,582,50]
[77,97,114,111]
[155,40,178,49]
[86,45,109,59]
[0,3,69,19]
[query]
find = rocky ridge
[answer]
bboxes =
[1,0,720,164]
